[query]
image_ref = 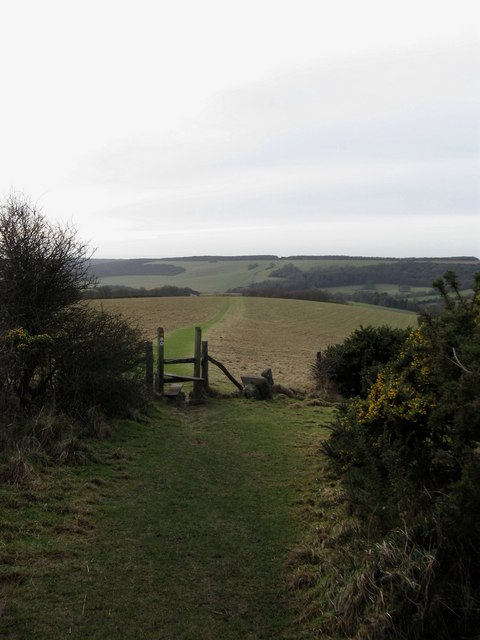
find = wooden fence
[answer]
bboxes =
[145,326,242,398]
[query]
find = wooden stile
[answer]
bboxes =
[151,325,242,397]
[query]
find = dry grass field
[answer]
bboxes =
[89,296,227,341]
[90,296,415,391]
[204,297,414,390]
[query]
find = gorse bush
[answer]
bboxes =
[313,324,409,398]
[319,271,480,639]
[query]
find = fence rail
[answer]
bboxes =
[145,326,242,398]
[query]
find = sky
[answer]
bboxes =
[0,0,479,259]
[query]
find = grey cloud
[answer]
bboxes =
[78,44,479,189]
[78,41,479,247]
[97,165,478,233]
[223,103,480,167]
[207,43,479,130]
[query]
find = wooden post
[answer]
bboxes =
[157,327,165,395]
[207,355,243,391]
[145,341,154,391]
[193,326,202,398]
[201,341,209,391]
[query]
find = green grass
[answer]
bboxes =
[99,258,394,293]
[101,259,279,293]
[161,297,233,381]
[163,298,231,359]
[97,256,478,295]
[0,398,333,639]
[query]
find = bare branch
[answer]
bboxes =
[449,347,472,374]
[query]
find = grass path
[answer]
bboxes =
[162,297,235,384]
[0,398,332,639]
[164,297,233,360]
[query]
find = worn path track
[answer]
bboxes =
[1,398,332,639]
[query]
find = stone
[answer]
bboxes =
[241,375,272,400]
[261,367,274,388]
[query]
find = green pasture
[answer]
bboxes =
[0,398,333,639]
[99,257,394,294]
[100,259,279,293]
[96,256,478,295]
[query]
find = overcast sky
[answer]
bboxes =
[0,0,479,258]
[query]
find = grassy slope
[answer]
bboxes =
[89,296,228,342]
[0,399,333,640]
[98,258,393,293]
[202,297,415,390]
[92,296,415,391]
[100,259,278,293]
[96,256,477,294]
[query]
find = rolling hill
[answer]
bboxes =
[89,255,480,303]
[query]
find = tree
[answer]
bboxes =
[0,195,146,419]
[0,194,95,334]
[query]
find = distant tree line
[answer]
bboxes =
[90,259,186,278]
[148,255,279,262]
[346,290,433,312]
[235,287,343,304]
[83,284,199,299]
[230,259,479,311]
[268,259,480,289]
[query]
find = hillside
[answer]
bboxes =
[91,295,415,390]
[89,255,479,298]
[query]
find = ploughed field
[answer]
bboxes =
[90,296,415,390]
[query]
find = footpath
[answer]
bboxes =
[1,398,331,640]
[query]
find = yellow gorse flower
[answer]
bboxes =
[5,327,53,351]
[355,369,432,425]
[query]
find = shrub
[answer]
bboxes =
[313,324,409,397]
[0,195,149,465]
[53,305,147,419]
[318,272,480,638]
